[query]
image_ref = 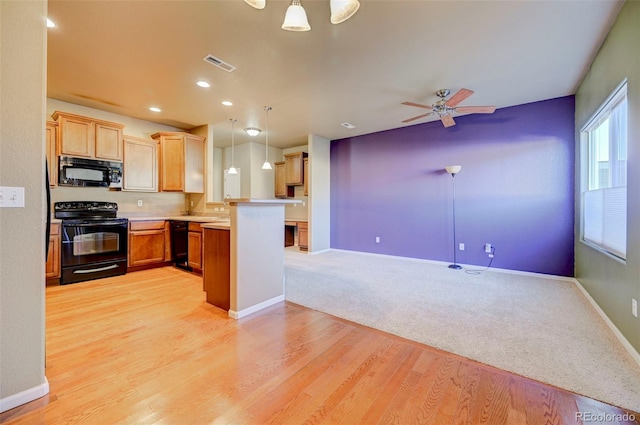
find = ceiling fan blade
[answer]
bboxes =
[401,101,432,110]
[402,112,433,123]
[445,88,474,107]
[455,106,496,114]
[441,114,456,127]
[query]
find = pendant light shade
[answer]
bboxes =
[282,0,310,32]
[330,0,360,24]
[228,119,238,175]
[262,106,273,170]
[243,0,265,9]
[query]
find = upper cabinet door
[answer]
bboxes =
[284,151,308,185]
[95,123,123,161]
[123,135,158,192]
[57,114,95,158]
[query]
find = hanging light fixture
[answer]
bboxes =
[243,0,265,9]
[282,0,311,32]
[245,127,261,137]
[246,0,359,30]
[330,0,360,24]
[228,119,238,175]
[445,165,462,270]
[262,106,273,170]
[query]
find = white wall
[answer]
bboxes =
[308,135,330,252]
[0,0,49,411]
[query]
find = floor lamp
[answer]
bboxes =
[445,165,462,270]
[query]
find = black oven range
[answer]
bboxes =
[54,201,128,285]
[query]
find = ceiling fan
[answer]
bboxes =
[402,88,496,128]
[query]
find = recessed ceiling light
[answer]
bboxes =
[222,101,233,106]
[196,81,210,88]
[46,18,56,28]
[341,122,356,129]
[149,107,162,112]
[245,128,261,137]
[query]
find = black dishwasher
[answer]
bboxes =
[170,220,190,270]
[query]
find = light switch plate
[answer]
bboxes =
[0,186,25,208]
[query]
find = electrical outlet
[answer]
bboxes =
[375,236,380,243]
[633,299,638,318]
[137,200,143,207]
[459,243,465,251]
[485,243,492,253]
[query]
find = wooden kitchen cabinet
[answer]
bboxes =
[188,222,203,272]
[203,228,230,311]
[52,111,125,161]
[123,135,158,192]
[298,221,308,251]
[46,121,58,188]
[129,221,166,267]
[274,161,293,198]
[152,132,205,193]
[46,222,61,281]
[284,151,308,185]
[303,157,309,196]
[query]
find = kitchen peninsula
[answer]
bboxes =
[202,198,301,319]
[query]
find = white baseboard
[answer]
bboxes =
[572,279,640,367]
[229,295,285,319]
[0,377,49,413]
[309,248,331,255]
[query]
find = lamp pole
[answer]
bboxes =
[445,165,462,270]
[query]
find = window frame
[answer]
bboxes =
[580,79,628,261]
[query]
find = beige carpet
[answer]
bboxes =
[283,249,640,412]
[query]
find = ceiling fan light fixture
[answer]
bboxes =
[282,0,311,32]
[243,0,266,9]
[330,0,360,24]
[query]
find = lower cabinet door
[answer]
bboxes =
[129,230,165,266]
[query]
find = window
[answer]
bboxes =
[582,80,627,260]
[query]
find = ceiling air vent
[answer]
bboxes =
[203,54,236,73]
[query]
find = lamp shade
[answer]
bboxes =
[261,161,273,170]
[243,0,266,9]
[445,165,462,175]
[330,0,360,24]
[282,0,311,31]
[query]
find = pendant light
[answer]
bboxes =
[262,106,273,170]
[228,119,238,175]
[282,0,311,32]
[330,0,360,24]
[243,0,265,9]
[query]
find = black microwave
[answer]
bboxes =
[58,156,123,188]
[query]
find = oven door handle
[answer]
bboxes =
[63,222,126,228]
[73,264,119,274]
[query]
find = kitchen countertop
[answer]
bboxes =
[122,215,229,223]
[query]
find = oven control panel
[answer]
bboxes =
[54,201,118,212]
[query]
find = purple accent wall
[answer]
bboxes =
[330,96,575,276]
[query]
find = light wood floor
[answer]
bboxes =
[2,267,638,425]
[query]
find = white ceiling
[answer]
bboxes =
[46,0,623,149]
